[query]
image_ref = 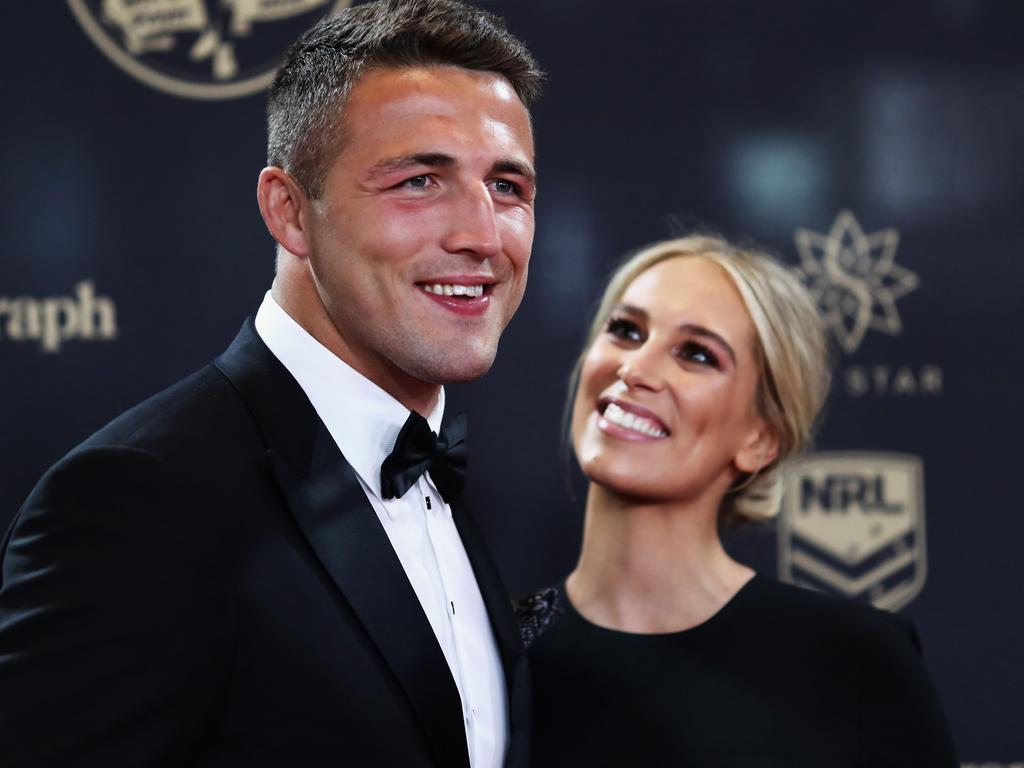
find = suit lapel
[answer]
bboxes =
[450,494,531,766]
[271,425,469,768]
[448,495,519,685]
[215,320,470,768]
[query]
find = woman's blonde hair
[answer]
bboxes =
[570,234,831,526]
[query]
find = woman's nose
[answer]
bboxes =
[616,345,664,392]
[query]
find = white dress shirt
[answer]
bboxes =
[255,292,507,768]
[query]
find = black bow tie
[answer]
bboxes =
[380,411,467,504]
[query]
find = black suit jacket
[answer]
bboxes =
[0,320,530,767]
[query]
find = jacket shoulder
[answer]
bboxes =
[81,364,258,457]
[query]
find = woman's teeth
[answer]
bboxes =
[602,402,667,438]
[422,284,485,298]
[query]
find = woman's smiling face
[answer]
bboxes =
[571,256,776,505]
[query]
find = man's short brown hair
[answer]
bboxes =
[267,0,544,199]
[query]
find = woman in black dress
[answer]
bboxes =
[517,235,957,767]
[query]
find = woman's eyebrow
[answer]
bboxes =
[677,323,736,365]
[611,302,646,319]
[612,303,736,363]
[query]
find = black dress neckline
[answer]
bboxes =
[558,572,763,640]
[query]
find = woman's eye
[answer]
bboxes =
[606,317,642,342]
[679,341,719,367]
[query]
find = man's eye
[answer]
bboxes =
[491,179,519,195]
[678,341,719,367]
[606,317,642,342]
[403,175,432,189]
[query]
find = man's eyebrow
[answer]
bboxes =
[491,158,536,183]
[367,153,455,178]
[365,154,535,184]
[611,303,737,364]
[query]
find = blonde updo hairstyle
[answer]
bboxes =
[570,235,831,527]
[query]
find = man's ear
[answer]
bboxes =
[734,420,781,475]
[257,166,312,258]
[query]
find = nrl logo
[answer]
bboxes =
[68,0,352,100]
[794,210,919,355]
[778,453,927,611]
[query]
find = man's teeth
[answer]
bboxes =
[422,284,485,298]
[602,402,667,438]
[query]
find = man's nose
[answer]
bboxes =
[442,184,501,258]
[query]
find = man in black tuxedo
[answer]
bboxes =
[0,2,542,765]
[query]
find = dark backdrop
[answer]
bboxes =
[2,2,1022,762]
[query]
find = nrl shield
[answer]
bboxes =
[778,452,926,611]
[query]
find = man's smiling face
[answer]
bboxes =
[302,65,536,396]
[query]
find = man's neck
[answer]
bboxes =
[270,279,440,416]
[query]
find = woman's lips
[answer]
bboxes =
[597,399,669,440]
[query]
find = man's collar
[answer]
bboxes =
[254,291,444,498]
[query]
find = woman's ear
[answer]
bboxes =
[734,421,781,474]
[256,166,312,258]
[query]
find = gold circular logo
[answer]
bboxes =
[68,0,353,101]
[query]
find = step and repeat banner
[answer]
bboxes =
[2,1,1021,762]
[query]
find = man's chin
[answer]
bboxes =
[410,346,497,386]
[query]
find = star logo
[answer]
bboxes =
[794,210,919,354]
